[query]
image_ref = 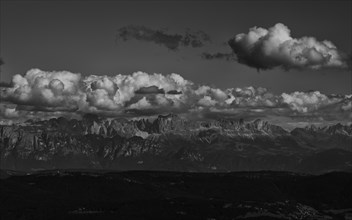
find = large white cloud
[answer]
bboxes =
[228,23,349,70]
[1,69,195,114]
[1,69,85,112]
[1,69,350,121]
[0,105,19,118]
[281,91,341,113]
[229,86,279,108]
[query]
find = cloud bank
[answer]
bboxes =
[228,23,349,70]
[116,25,211,50]
[1,69,351,123]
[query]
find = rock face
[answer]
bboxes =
[0,114,351,173]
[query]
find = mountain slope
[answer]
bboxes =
[0,114,351,173]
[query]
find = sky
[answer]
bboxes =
[0,0,351,128]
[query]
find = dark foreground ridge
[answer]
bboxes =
[1,170,352,219]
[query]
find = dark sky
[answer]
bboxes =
[1,0,351,94]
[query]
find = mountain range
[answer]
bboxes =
[1,114,351,174]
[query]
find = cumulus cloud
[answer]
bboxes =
[281,91,341,113]
[228,23,349,70]
[1,69,83,109]
[229,86,279,108]
[116,25,211,50]
[338,95,352,112]
[0,69,194,115]
[341,101,352,111]
[1,68,350,122]
[128,97,152,110]
[0,105,19,118]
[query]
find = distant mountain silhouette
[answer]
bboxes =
[1,114,351,173]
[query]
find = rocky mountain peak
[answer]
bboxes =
[151,113,184,133]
